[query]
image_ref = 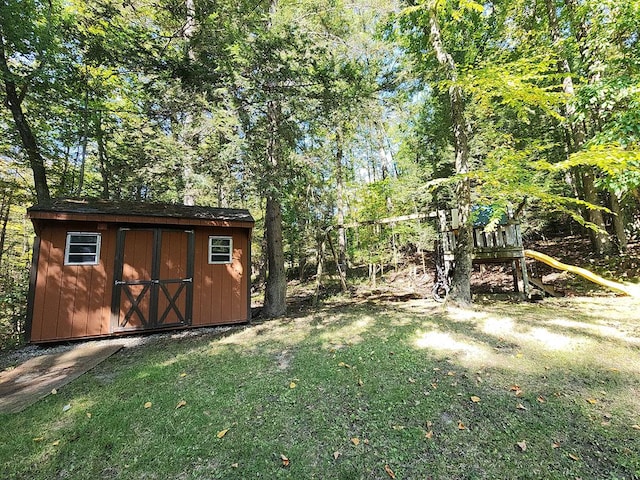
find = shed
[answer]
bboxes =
[26,199,254,343]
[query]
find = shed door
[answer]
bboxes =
[112,228,194,332]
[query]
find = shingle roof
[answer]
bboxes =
[28,198,254,224]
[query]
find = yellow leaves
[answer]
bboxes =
[179,372,188,378]
[631,424,640,430]
[280,454,290,468]
[457,421,466,430]
[86,412,92,419]
[568,453,580,461]
[33,437,44,442]
[384,464,396,479]
[536,396,546,403]
[358,378,364,387]
[351,437,360,446]
[470,396,481,403]
[51,389,57,395]
[175,400,187,409]
[217,429,229,439]
[516,440,527,452]
[52,440,61,447]
[509,385,523,397]
[337,362,351,368]
[144,401,152,409]
[425,430,434,439]
[289,382,297,389]
[586,398,598,405]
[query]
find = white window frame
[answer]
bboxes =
[208,236,233,264]
[64,232,102,266]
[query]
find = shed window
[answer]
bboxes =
[208,236,232,264]
[64,232,101,265]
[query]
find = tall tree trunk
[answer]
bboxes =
[335,126,348,275]
[428,5,472,304]
[262,89,287,316]
[545,0,612,255]
[261,0,288,317]
[95,112,111,199]
[0,37,50,204]
[263,195,287,316]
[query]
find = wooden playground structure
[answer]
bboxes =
[432,205,638,300]
[433,207,530,300]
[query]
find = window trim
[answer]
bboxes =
[208,236,233,264]
[64,232,102,266]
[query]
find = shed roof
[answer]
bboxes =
[28,199,254,228]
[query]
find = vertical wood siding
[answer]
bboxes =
[30,222,249,342]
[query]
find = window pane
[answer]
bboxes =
[69,244,98,254]
[69,234,98,244]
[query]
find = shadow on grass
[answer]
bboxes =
[2,296,639,480]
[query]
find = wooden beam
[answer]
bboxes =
[342,212,433,228]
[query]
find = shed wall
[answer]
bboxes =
[29,222,250,342]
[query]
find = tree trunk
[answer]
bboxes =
[335,126,348,274]
[0,190,12,271]
[545,0,612,255]
[263,195,287,317]
[0,38,50,204]
[428,6,472,304]
[609,190,627,252]
[95,112,111,199]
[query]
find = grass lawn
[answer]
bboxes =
[2,296,640,479]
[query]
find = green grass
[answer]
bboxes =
[2,296,640,479]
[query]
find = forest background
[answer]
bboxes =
[1,0,639,345]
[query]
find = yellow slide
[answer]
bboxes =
[524,249,639,298]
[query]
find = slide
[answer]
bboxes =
[524,249,639,298]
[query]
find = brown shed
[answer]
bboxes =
[26,199,254,343]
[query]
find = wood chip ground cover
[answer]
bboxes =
[1,297,639,479]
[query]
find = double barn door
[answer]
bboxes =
[111,228,195,332]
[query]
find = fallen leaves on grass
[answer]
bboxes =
[425,430,433,439]
[52,440,60,446]
[458,421,466,430]
[586,398,598,405]
[333,451,341,460]
[516,403,527,411]
[289,381,297,389]
[537,396,545,403]
[176,400,187,409]
[351,437,360,446]
[51,389,57,395]
[338,362,351,368]
[62,404,71,412]
[180,372,187,377]
[509,385,523,396]
[144,402,152,409]
[552,441,561,449]
[516,440,527,452]
[33,437,44,442]
[280,454,290,467]
[568,453,580,461]
[470,396,481,403]
[217,429,229,439]
[358,378,364,387]
[384,464,396,478]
